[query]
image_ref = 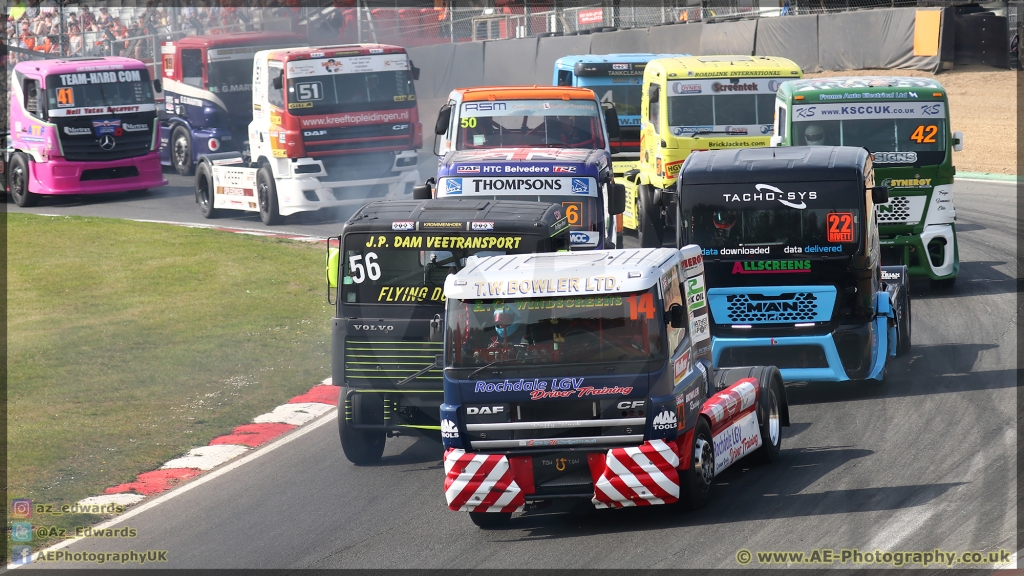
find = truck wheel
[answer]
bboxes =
[338,404,386,466]
[9,154,37,208]
[679,417,714,509]
[195,162,219,219]
[755,376,782,464]
[638,184,665,248]
[257,165,283,225]
[469,512,512,529]
[171,126,195,177]
[896,287,912,357]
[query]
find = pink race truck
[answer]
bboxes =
[6,57,166,207]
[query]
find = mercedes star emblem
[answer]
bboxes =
[99,135,116,151]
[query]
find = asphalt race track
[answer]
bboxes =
[8,171,1017,569]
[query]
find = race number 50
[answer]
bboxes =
[348,252,381,283]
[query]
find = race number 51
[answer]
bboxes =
[827,212,854,243]
[295,81,323,101]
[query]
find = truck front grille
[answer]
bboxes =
[708,286,837,325]
[466,398,646,451]
[57,117,154,162]
[343,338,442,389]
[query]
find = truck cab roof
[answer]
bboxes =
[264,44,407,62]
[681,146,870,185]
[781,76,947,99]
[445,247,703,300]
[170,31,303,49]
[344,199,569,235]
[645,54,801,77]
[454,86,597,102]
[15,56,147,74]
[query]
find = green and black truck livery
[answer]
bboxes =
[772,77,962,287]
[328,198,570,464]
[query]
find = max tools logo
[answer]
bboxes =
[441,419,459,439]
[653,410,678,430]
[722,184,817,209]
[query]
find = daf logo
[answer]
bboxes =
[466,406,504,415]
[99,135,116,150]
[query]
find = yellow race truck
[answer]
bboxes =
[628,55,802,247]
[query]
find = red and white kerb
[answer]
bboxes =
[443,448,525,513]
[592,439,681,508]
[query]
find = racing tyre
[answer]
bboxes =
[196,162,219,219]
[257,165,283,225]
[930,276,956,290]
[9,154,38,207]
[637,184,665,248]
[755,376,782,464]
[171,126,195,177]
[469,512,512,529]
[337,393,386,466]
[679,417,714,509]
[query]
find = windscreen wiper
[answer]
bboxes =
[468,357,520,379]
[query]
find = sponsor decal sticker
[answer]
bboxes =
[721,184,817,209]
[471,221,494,231]
[91,119,122,136]
[881,178,931,189]
[873,152,918,164]
[445,178,463,195]
[653,410,678,431]
[392,221,415,231]
[63,126,91,136]
[552,165,576,173]
[456,165,480,174]
[441,419,459,439]
[571,178,589,195]
[691,313,710,342]
[712,412,761,475]
[731,260,813,274]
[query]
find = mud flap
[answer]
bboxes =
[866,291,893,381]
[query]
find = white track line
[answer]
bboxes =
[956,177,1017,185]
[6,408,338,570]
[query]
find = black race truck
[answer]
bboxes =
[674,146,911,385]
[329,198,571,464]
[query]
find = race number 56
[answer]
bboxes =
[348,252,381,283]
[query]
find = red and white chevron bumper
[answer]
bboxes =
[443,448,526,513]
[591,439,681,509]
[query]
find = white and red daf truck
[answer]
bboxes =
[439,246,789,527]
[193,44,423,224]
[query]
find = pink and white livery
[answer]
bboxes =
[6,57,166,207]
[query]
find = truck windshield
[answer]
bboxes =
[457,99,605,150]
[285,55,414,115]
[792,117,947,165]
[446,287,666,368]
[666,78,777,137]
[207,59,252,94]
[689,204,862,255]
[592,84,641,125]
[342,233,533,305]
[46,70,153,113]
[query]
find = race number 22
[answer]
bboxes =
[827,212,854,243]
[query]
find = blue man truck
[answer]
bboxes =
[553,54,683,235]
[159,31,303,175]
[674,146,911,384]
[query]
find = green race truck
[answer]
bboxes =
[772,77,963,288]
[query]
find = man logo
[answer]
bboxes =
[99,135,116,151]
[652,410,677,430]
[441,419,459,439]
[466,406,503,415]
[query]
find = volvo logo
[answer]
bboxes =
[99,135,116,151]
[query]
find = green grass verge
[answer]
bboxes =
[7,214,334,551]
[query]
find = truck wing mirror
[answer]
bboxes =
[153,79,162,93]
[412,177,435,200]
[435,105,452,135]
[272,75,282,90]
[668,304,687,329]
[870,185,889,205]
[624,168,640,184]
[603,105,621,139]
[410,61,421,81]
[952,131,963,152]
[608,182,626,215]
